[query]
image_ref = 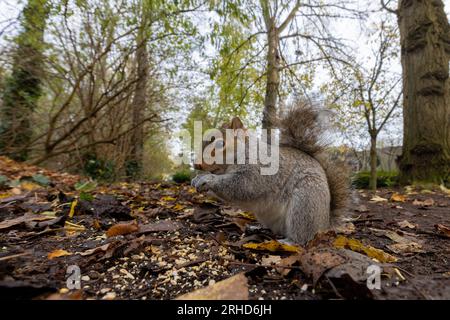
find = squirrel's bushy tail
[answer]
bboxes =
[279,101,349,220]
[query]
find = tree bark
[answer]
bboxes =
[127,26,148,178]
[369,134,378,191]
[262,19,280,131]
[397,0,450,185]
[0,0,48,161]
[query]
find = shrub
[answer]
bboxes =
[172,169,193,183]
[353,171,399,189]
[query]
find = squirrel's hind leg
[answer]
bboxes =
[284,182,331,245]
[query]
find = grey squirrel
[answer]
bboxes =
[191,102,349,244]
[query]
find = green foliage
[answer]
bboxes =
[82,153,115,181]
[74,181,98,193]
[353,171,399,189]
[0,0,49,161]
[172,169,193,183]
[32,174,50,186]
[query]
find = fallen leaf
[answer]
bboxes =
[68,199,78,218]
[334,222,356,235]
[106,220,139,237]
[370,195,388,203]
[261,255,282,266]
[0,213,54,231]
[387,242,424,254]
[435,224,450,238]
[334,235,397,263]
[20,181,41,191]
[391,193,407,202]
[176,273,248,300]
[137,220,181,234]
[161,196,176,202]
[172,203,186,211]
[48,249,72,260]
[79,243,111,256]
[243,240,302,254]
[299,249,347,284]
[238,211,256,220]
[397,220,416,229]
[439,184,450,195]
[412,198,435,207]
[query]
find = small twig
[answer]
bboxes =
[0,251,31,262]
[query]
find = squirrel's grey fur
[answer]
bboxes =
[192,101,349,244]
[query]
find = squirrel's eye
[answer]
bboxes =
[215,139,225,149]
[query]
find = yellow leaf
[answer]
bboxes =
[64,221,85,232]
[390,193,407,202]
[238,212,256,220]
[172,204,186,211]
[68,199,78,218]
[334,235,397,263]
[48,249,72,260]
[187,187,196,194]
[161,196,176,202]
[243,240,302,253]
[20,181,41,191]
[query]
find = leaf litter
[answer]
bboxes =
[0,157,449,300]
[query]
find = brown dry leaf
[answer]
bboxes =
[299,249,347,284]
[404,185,417,195]
[387,242,424,254]
[0,213,54,230]
[137,220,181,234]
[243,240,303,254]
[176,273,248,300]
[413,198,435,207]
[79,243,111,256]
[275,254,303,276]
[439,184,450,196]
[106,220,139,237]
[48,249,72,260]
[334,222,356,235]
[397,220,416,229]
[261,255,282,266]
[435,224,450,238]
[391,193,407,202]
[334,235,397,263]
[370,195,388,203]
[371,228,423,255]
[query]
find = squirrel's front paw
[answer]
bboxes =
[191,174,215,192]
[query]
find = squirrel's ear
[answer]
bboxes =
[230,117,244,130]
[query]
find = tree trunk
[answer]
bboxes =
[369,134,378,191]
[0,0,48,161]
[262,20,280,131]
[397,0,450,185]
[126,27,148,178]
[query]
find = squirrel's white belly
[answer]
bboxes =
[240,200,287,235]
